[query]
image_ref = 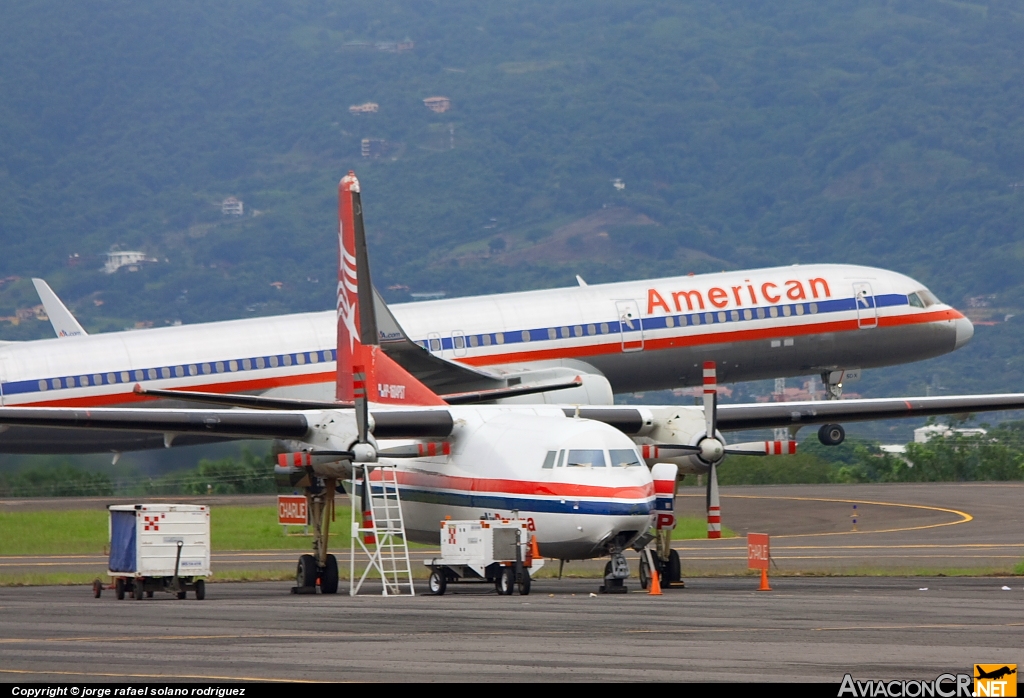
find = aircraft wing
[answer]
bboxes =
[715,393,1024,430]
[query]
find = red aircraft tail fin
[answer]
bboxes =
[336,172,447,408]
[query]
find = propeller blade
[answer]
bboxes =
[703,361,717,438]
[353,365,368,444]
[706,462,721,539]
[724,440,798,457]
[649,444,701,452]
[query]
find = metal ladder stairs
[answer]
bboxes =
[349,464,415,596]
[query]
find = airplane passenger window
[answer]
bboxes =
[174,366,184,377]
[38,380,47,391]
[255,358,265,369]
[907,293,924,308]
[756,308,765,319]
[147,369,157,380]
[574,326,583,337]
[809,303,818,314]
[782,306,791,317]
[134,370,144,381]
[547,328,556,340]
[704,313,714,324]
[561,326,570,338]
[228,361,238,372]
[665,316,675,328]
[482,335,492,346]
[769,306,778,318]
[283,355,292,366]
[795,305,804,316]
[454,336,466,349]
[107,373,117,384]
[691,314,700,325]
[566,449,607,467]
[601,323,609,333]
[93,374,103,385]
[743,309,752,321]
[51,378,61,390]
[470,335,479,347]
[80,375,90,386]
[215,362,224,373]
[496,333,504,344]
[609,449,642,467]
[521,330,530,342]
[120,372,130,382]
[587,324,596,335]
[718,312,727,323]
[161,367,170,379]
[542,451,557,469]
[296,354,306,365]
[189,365,198,375]
[309,352,318,364]
[730,310,739,322]
[269,356,278,368]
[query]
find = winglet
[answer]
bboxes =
[32,279,87,338]
[335,172,446,407]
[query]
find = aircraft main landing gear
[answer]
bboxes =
[292,477,340,595]
[818,423,845,446]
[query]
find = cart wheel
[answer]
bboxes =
[498,567,515,596]
[93,579,103,598]
[518,569,531,596]
[195,579,205,600]
[428,569,447,596]
[320,554,339,595]
[146,590,154,598]
[639,556,650,590]
[115,578,125,600]
[176,589,187,600]
[297,554,317,589]
[133,582,145,600]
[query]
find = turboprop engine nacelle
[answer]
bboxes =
[272,409,365,486]
[639,407,715,474]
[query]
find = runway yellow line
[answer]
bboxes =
[677,494,972,537]
[0,668,322,683]
[0,632,314,644]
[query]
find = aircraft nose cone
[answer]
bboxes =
[954,316,974,350]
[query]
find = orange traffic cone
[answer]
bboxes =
[648,553,662,596]
[529,535,541,563]
[758,567,771,591]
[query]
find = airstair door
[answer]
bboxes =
[853,282,878,329]
[615,300,645,352]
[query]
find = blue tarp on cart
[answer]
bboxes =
[108,510,136,572]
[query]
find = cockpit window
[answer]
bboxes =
[609,449,642,467]
[918,289,940,307]
[566,449,607,467]
[542,451,557,469]
[908,292,924,308]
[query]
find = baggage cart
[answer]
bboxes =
[93,504,211,600]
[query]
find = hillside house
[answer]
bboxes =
[423,96,451,113]
[221,197,244,216]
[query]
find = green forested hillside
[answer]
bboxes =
[1,0,1022,328]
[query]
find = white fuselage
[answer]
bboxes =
[0,263,970,452]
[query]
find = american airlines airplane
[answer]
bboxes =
[0,188,971,453]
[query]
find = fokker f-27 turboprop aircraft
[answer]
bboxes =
[0,189,973,453]
[1,172,1022,595]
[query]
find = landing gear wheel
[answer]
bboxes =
[320,554,339,595]
[297,554,317,589]
[176,589,186,600]
[639,556,650,590]
[818,423,845,446]
[518,569,531,596]
[665,549,681,585]
[498,567,515,595]
[428,569,447,596]
[195,579,205,600]
[93,579,102,598]
[115,578,125,600]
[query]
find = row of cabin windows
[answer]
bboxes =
[541,448,643,469]
[423,304,825,352]
[36,350,334,391]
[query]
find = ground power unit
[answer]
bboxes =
[425,517,543,596]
